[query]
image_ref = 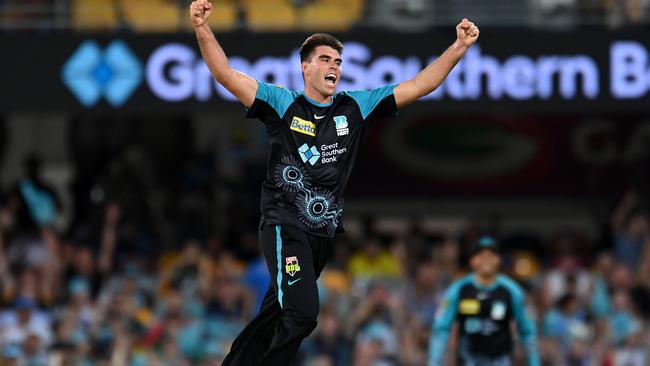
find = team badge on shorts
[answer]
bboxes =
[285,256,301,276]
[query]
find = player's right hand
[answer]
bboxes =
[456,18,479,47]
[190,0,212,27]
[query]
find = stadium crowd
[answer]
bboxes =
[0,151,648,366]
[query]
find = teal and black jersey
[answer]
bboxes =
[246,81,397,237]
[429,274,540,366]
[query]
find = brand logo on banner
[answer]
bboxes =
[62,40,142,107]
[57,38,650,109]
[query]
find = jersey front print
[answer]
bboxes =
[246,81,397,237]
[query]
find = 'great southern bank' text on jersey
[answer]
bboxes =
[428,274,541,366]
[246,81,397,237]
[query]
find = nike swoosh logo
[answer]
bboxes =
[314,115,325,120]
[288,278,302,286]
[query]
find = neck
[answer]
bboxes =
[303,85,332,105]
[475,273,497,287]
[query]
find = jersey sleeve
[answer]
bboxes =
[428,279,462,366]
[245,81,298,122]
[500,276,541,366]
[345,84,398,122]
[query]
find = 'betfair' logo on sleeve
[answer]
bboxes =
[290,117,316,137]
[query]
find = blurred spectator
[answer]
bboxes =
[22,333,48,366]
[434,237,461,287]
[348,281,402,365]
[542,240,592,309]
[242,255,270,311]
[205,273,252,322]
[159,238,202,296]
[348,236,402,280]
[1,343,21,366]
[607,290,642,345]
[612,190,649,272]
[633,244,650,320]
[12,154,61,231]
[401,259,441,326]
[589,251,614,318]
[302,309,350,366]
[0,297,53,348]
[542,293,592,353]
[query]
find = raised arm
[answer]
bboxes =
[190,0,258,107]
[98,202,120,274]
[611,190,638,233]
[394,19,479,108]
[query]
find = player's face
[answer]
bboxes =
[302,45,342,97]
[470,249,501,277]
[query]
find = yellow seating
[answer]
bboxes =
[72,0,118,30]
[119,0,181,32]
[243,0,296,31]
[317,0,364,16]
[71,0,365,32]
[296,0,364,31]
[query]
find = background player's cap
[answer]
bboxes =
[471,235,500,256]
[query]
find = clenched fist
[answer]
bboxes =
[190,0,212,27]
[456,18,479,47]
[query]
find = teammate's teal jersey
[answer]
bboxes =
[429,274,541,366]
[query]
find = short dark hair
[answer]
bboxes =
[299,33,344,62]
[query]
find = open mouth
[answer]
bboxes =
[325,73,337,85]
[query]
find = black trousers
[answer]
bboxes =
[222,223,332,365]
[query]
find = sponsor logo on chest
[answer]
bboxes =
[459,299,481,315]
[290,116,316,137]
[333,115,349,136]
[491,301,506,320]
[298,143,347,165]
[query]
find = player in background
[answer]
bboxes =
[190,0,480,364]
[429,236,541,366]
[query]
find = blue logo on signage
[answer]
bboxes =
[62,40,142,108]
[298,143,320,165]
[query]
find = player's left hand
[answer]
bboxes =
[456,18,479,47]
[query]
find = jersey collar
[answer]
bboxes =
[471,273,499,291]
[300,92,336,107]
